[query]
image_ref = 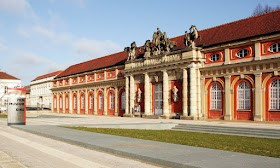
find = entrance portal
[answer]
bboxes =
[154,83,163,115]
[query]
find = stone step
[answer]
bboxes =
[171,124,280,138]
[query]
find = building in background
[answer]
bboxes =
[52,10,280,121]
[0,72,21,112]
[24,85,31,108]
[30,71,62,109]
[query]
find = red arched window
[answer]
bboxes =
[237,81,251,110]
[270,79,280,110]
[210,83,222,110]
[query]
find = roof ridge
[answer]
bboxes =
[200,9,280,32]
[69,51,125,68]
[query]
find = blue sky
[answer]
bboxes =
[0,0,279,85]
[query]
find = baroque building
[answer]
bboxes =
[52,10,280,121]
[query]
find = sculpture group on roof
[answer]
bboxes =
[125,25,199,61]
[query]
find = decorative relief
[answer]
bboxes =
[126,53,182,69]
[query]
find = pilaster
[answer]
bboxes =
[144,73,151,115]
[129,75,135,114]
[254,72,263,121]
[162,70,169,117]
[104,87,108,115]
[182,68,188,116]
[125,76,129,114]
[114,87,119,116]
[85,89,88,114]
[224,75,232,120]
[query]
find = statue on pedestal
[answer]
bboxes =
[172,86,178,102]
[124,41,137,61]
[137,88,142,102]
[184,25,199,48]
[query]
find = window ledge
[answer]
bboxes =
[269,110,280,112]
[237,110,251,112]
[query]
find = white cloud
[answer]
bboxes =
[0,0,37,18]
[12,51,52,65]
[17,24,121,58]
[73,38,121,58]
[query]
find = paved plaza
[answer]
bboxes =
[0,112,279,168]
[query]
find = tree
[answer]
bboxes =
[252,4,280,16]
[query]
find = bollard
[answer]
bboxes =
[7,88,26,126]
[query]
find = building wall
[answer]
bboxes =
[30,76,55,109]
[51,34,280,122]
[0,79,22,110]
[52,67,125,116]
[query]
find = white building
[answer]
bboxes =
[30,71,62,109]
[0,72,21,112]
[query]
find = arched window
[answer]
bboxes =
[65,96,69,109]
[238,81,251,110]
[81,94,85,109]
[110,92,114,109]
[210,83,222,110]
[89,94,93,109]
[59,96,63,109]
[270,79,280,110]
[269,43,280,53]
[121,91,126,110]
[236,49,249,58]
[54,97,57,108]
[210,53,220,62]
[73,95,77,110]
[99,94,103,109]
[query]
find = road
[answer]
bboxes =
[0,117,160,168]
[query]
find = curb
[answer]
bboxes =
[12,125,197,168]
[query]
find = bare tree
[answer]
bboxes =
[252,3,280,16]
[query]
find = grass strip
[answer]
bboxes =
[64,126,280,158]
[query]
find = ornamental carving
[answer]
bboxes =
[184,25,199,48]
[124,28,177,61]
[124,41,137,61]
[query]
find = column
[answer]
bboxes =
[144,73,151,115]
[85,89,88,114]
[200,77,205,118]
[254,72,263,121]
[69,91,73,114]
[254,42,261,61]
[129,75,135,114]
[162,70,169,117]
[94,89,97,115]
[104,87,108,115]
[77,91,80,114]
[62,92,66,113]
[189,63,197,119]
[182,68,188,116]
[57,93,59,113]
[197,68,202,118]
[224,75,232,120]
[114,87,119,116]
[125,76,130,114]
[51,93,54,112]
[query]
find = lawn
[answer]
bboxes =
[65,127,280,158]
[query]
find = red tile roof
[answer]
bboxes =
[56,51,127,78]
[0,72,19,80]
[33,70,63,81]
[56,10,280,79]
